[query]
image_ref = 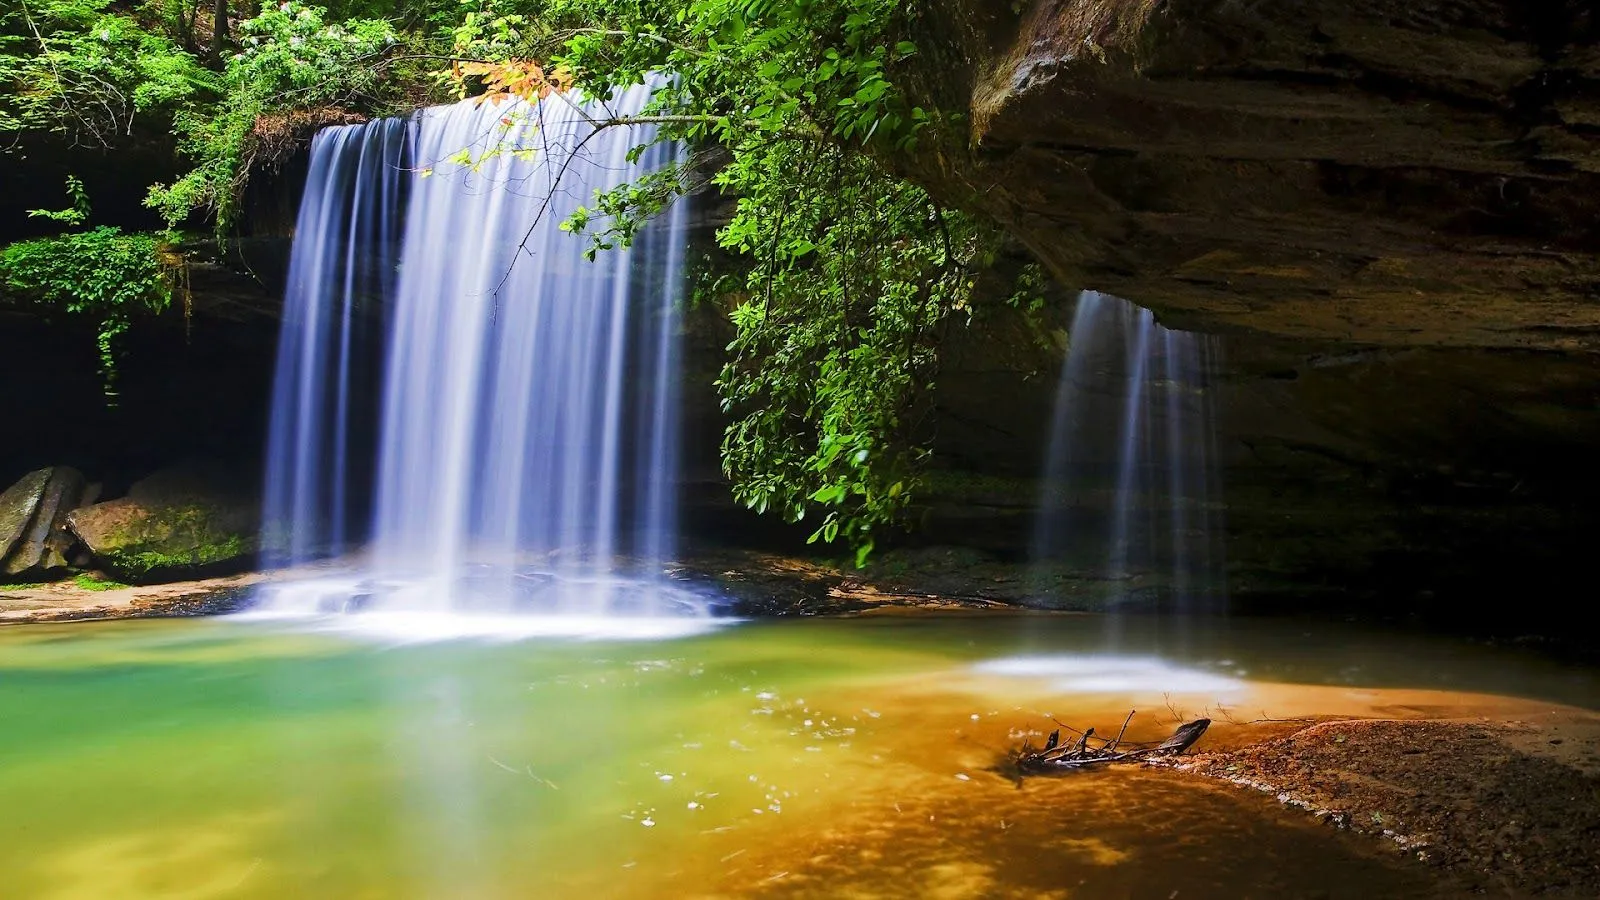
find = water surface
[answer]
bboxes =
[0,613,1592,898]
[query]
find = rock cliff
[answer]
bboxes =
[898,0,1600,349]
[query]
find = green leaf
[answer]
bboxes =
[854,539,875,568]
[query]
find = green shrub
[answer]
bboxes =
[0,225,174,402]
[0,0,212,145]
[147,2,399,230]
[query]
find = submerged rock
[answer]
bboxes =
[66,464,259,582]
[0,467,92,579]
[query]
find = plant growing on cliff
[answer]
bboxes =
[146,2,400,229]
[711,141,993,563]
[1,180,176,403]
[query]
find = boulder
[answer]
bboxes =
[66,464,259,582]
[0,467,92,579]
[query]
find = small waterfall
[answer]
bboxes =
[1032,292,1225,612]
[259,80,701,626]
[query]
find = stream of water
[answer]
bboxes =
[262,117,408,569]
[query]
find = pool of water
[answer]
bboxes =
[0,612,1594,898]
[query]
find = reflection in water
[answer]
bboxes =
[973,655,1245,695]
[394,672,491,898]
[0,614,1594,898]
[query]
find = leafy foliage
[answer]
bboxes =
[1,180,174,402]
[0,0,212,145]
[1,226,173,400]
[147,2,399,229]
[26,175,93,226]
[449,58,572,102]
[711,142,994,564]
[502,0,1001,559]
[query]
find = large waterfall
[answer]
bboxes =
[258,82,705,630]
[1032,292,1225,613]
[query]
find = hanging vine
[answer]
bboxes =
[0,179,179,405]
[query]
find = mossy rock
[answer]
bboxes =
[66,464,258,583]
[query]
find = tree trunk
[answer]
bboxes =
[210,0,228,61]
[175,1,196,53]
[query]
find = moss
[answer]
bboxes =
[0,582,46,591]
[73,573,130,591]
[103,532,251,579]
[75,495,256,582]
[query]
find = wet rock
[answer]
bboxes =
[66,463,259,583]
[0,466,92,579]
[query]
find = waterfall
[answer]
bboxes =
[258,80,703,626]
[262,118,408,568]
[1032,292,1225,612]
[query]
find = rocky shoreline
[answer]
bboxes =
[0,572,261,624]
[1163,717,1600,898]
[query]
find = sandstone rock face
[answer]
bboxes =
[897,0,1600,350]
[66,464,259,582]
[0,467,91,579]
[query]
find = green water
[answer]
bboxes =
[0,613,1592,899]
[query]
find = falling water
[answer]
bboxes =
[261,118,408,567]
[1032,292,1225,612]
[258,80,702,626]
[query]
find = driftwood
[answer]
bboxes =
[1017,712,1210,773]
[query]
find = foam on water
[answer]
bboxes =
[235,608,726,643]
